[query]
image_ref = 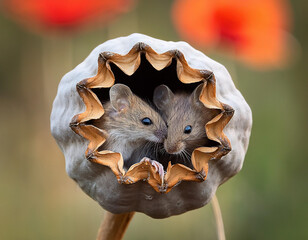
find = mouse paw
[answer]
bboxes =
[140,157,165,183]
[150,160,165,181]
[139,157,152,163]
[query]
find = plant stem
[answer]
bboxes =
[96,211,135,240]
[211,194,226,240]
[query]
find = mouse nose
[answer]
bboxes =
[155,126,167,142]
[164,141,185,154]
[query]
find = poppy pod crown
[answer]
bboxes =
[50,33,252,218]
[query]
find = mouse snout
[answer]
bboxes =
[164,140,185,155]
[154,126,167,142]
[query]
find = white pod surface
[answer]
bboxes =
[50,33,252,218]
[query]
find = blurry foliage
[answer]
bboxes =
[0,0,307,239]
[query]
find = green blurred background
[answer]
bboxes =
[0,0,307,239]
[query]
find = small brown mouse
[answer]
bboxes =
[153,84,218,168]
[94,84,167,167]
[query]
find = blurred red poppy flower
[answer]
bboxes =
[2,0,135,33]
[172,0,292,69]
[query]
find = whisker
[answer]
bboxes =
[184,149,192,159]
[153,142,159,160]
[177,149,191,167]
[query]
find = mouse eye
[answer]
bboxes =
[141,117,153,125]
[184,125,192,134]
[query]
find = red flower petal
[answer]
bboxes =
[172,0,291,69]
[3,0,135,33]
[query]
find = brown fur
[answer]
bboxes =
[93,84,167,162]
[153,84,218,167]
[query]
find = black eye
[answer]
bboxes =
[184,125,192,134]
[141,117,153,125]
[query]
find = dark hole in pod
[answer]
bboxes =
[91,53,219,170]
[92,54,204,102]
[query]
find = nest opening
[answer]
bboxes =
[91,53,219,170]
[72,43,234,193]
[92,54,203,102]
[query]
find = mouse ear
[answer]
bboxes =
[153,85,174,110]
[191,83,204,107]
[109,84,133,112]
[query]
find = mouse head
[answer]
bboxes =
[153,84,213,155]
[108,84,167,143]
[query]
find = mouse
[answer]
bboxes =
[93,83,167,169]
[153,83,219,168]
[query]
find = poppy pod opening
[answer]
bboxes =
[51,33,252,218]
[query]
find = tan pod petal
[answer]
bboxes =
[51,33,252,218]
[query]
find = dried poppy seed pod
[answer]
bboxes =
[50,33,252,218]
